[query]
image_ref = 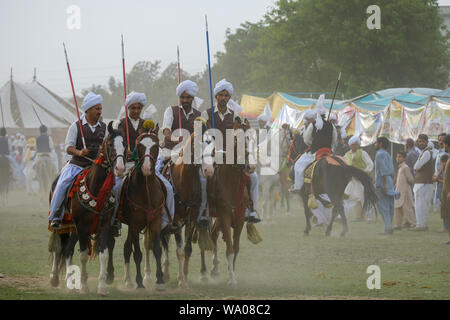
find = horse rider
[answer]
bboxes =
[111,91,178,235]
[329,113,349,156]
[200,79,261,224]
[161,80,202,151]
[49,92,106,229]
[290,94,337,194]
[35,124,57,168]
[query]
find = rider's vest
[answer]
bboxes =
[0,137,9,156]
[310,119,334,154]
[36,134,51,153]
[70,121,106,168]
[345,149,366,170]
[206,108,235,140]
[120,117,144,151]
[171,106,201,135]
[165,106,201,150]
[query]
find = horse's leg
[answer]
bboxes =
[63,233,78,285]
[231,220,244,287]
[152,229,165,291]
[97,229,110,296]
[175,231,187,288]
[325,206,338,237]
[78,232,89,294]
[210,219,220,278]
[222,216,237,288]
[337,201,348,237]
[183,222,193,281]
[132,232,144,289]
[161,232,170,282]
[143,228,153,289]
[49,233,62,288]
[106,230,115,285]
[123,231,134,289]
[302,192,312,236]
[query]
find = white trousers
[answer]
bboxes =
[294,152,315,190]
[413,184,433,228]
[311,195,332,225]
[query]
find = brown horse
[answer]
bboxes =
[119,126,167,290]
[35,153,56,205]
[207,118,256,287]
[48,121,126,295]
[160,127,215,288]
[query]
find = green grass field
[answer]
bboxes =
[0,190,449,300]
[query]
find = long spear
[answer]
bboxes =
[205,15,215,130]
[0,96,5,128]
[327,72,342,121]
[177,46,182,131]
[121,34,131,152]
[63,43,86,150]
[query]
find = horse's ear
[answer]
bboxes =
[107,121,114,136]
[154,123,160,135]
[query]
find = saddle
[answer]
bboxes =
[48,169,116,235]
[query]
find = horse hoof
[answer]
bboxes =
[156,283,166,291]
[125,281,135,290]
[97,287,109,296]
[200,274,208,283]
[137,284,145,289]
[227,279,237,288]
[178,280,188,289]
[50,276,59,288]
[80,284,89,294]
[210,270,219,279]
[143,276,153,289]
[106,274,114,285]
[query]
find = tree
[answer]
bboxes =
[213,0,450,97]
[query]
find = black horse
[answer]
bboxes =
[301,156,378,237]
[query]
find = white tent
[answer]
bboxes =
[0,78,76,129]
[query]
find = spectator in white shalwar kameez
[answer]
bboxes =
[410,134,434,231]
[343,136,374,221]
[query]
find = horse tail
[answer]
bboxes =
[344,165,378,212]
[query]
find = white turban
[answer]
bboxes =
[304,109,316,120]
[126,91,147,107]
[314,94,327,131]
[349,136,361,146]
[142,104,157,120]
[176,80,198,97]
[214,78,234,96]
[82,92,103,112]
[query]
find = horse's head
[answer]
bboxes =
[104,121,126,176]
[200,131,215,177]
[233,117,257,174]
[136,127,159,177]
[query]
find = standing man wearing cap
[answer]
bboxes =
[200,79,260,224]
[49,92,106,228]
[161,80,202,151]
[112,91,178,235]
[343,136,374,221]
[290,95,337,194]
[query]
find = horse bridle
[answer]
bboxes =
[100,133,125,171]
[135,133,159,169]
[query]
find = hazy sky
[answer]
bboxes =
[0,0,276,97]
[1,0,449,97]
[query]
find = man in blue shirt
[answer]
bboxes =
[375,136,397,235]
